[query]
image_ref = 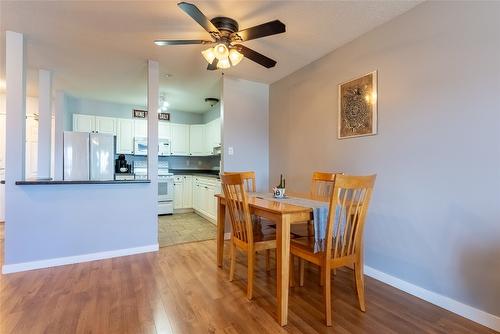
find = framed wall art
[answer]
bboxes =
[338,71,377,139]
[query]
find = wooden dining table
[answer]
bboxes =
[215,192,317,326]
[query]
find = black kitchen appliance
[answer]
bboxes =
[115,154,131,174]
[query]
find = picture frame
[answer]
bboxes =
[338,70,378,139]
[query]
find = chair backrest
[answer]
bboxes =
[221,173,254,244]
[324,174,376,261]
[224,171,256,192]
[310,172,339,201]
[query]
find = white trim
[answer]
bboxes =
[2,244,159,274]
[364,265,500,332]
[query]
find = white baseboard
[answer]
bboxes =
[364,265,500,332]
[2,244,159,274]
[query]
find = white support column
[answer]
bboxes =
[53,91,65,180]
[5,31,26,185]
[37,69,52,179]
[147,60,159,184]
[5,31,26,226]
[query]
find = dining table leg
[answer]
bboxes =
[216,197,225,268]
[276,214,291,326]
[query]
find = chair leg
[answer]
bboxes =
[354,262,366,312]
[290,255,295,287]
[320,266,325,286]
[229,242,236,282]
[324,264,332,326]
[299,258,305,287]
[247,250,255,300]
[266,249,271,272]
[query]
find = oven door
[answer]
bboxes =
[158,176,174,201]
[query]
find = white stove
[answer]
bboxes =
[158,161,174,215]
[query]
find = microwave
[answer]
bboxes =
[134,137,148,156]
[159,139,171,156]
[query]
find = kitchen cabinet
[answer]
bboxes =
[73,114,95,133]
[116,119,134,154]
[95,116,116,135]
[170,123,189,156]
[158,121,171,140]
[173,175,192,209]
[189,124,206,156]
[73,114,116,135]
[205,118,221,154]
[134,119,147,138]
[192,176,221,222]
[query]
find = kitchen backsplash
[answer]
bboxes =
[120,154,220,171]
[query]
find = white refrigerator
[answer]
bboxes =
[63,132,115,181]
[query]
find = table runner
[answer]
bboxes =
[250,192,329,252]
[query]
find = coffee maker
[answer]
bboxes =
[115,154,131,174]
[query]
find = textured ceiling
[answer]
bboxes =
[0,1,420,112]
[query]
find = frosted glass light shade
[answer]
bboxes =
[201,47,216,64]
[229,49,243,66]
[213,43,229,60]
[216,57,231,69]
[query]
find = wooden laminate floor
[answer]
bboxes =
[0,223,495,334]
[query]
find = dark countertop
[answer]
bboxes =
[15,179,151,185]
[170,169,220,179]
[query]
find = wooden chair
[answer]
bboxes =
[224,171,256,192]
[221,173,277,299]
[290,174,376,326]
[224,171,274,270]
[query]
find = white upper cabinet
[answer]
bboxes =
[95,116,116,135]
[116,119,134,154]
[170,123,190,156]
[189,124,206,156]
[205,118,221,154]
[73,114,95,133]
[158,121,171,140]
[134,119,147,138]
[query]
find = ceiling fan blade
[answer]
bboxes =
[232,20,285,42]
[154,39,212,46]
[178,2,220,37]
[235,45,277,68]
[207,58,218,71]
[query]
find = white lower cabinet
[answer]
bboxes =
[192,176,221,222]
[173,175,193,209]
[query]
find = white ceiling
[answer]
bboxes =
[0,1,420,113]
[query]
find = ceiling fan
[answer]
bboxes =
[154,2,286,70]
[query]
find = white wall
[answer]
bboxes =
[222,77,269,191]
[269,0,500,324]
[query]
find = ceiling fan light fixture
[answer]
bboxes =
[229,48,244,66]
[201,47,216,64]
[213,43,229,60]
[216,57,231,69]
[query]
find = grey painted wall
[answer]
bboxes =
[222,77,269,192]
[269,1,500,316]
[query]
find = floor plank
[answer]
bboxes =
[0,223,495,334]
